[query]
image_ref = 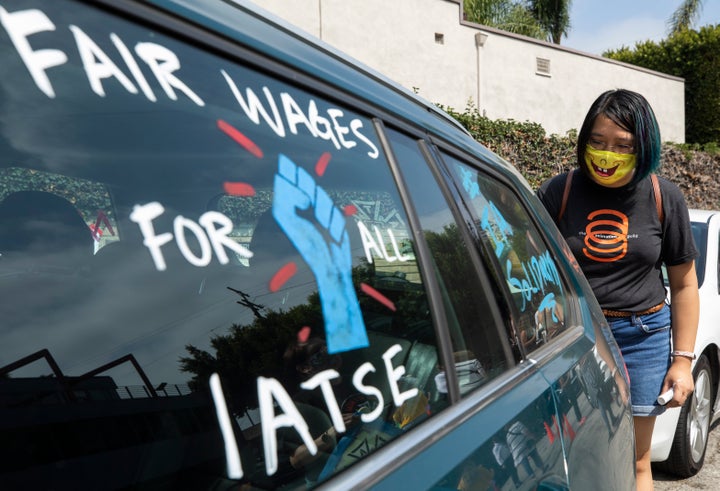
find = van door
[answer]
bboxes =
[373,128,570,490]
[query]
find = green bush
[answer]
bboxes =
[442,105,720,210]
[604,25,720,145]
[441,103,575,189]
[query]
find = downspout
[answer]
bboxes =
[318,0,323,39]
[475,31,488,115]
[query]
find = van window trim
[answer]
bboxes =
[371,118,462,403]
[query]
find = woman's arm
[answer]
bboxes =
[663,260,700,407]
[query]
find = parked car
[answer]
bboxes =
[652,209,720,477]
[0,0,635,489]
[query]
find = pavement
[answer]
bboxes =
[653,421,720,490]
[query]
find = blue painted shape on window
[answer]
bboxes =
[456,165,480,199]
[537,293,560,322]
[272,154,369,354]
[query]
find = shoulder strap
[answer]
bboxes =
[650,173,664,223]
[558,169,574,222]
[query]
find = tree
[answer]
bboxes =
[669,0,705,34]
[464,0,546,40]
[178,260,429,416]
[604,24,720,144]
[528,0,572,44]
[464,0,572,44]
[179,299,323,415]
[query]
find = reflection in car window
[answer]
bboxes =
[432,401,556,490]
[0,168,119,253]
[690,222,707,287]
[445,158,569,354]
[388,129,511,397]
[0,2,445,488]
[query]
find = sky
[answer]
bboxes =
[563,0,720,55]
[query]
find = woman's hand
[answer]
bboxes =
[662,356,695,408]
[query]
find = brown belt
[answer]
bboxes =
[602,301,666,318]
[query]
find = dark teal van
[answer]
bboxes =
[0,0,635,489]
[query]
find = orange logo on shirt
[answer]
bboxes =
[583,209,628,262]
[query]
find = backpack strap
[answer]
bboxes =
[558,169,574,222]
[650,173,664,223]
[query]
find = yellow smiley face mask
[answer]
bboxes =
[584,145,636,185]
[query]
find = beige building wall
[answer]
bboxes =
[250,0,685,143]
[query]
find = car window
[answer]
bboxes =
[0,2,447,488]
[717,223,719,295]
[663,220,707,289]
[443,157,570,355]
[387,129,512,398]
[690,221,707,287]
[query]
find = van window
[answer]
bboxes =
[444,157,570,354]
[387,129,511,397]
[0,2,443,488]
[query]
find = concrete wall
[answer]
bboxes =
[251,0,685,142]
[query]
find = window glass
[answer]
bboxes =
[689,221,707,287]
[388,130,510,397]
[0,2,442,488]
[445,157,569,354]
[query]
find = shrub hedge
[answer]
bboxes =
[442,105,720,210]
[603,24,720,145]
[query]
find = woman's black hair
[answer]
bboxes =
[576,89,661,184]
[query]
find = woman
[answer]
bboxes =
[537,89,699,490]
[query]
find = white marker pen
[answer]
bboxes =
[657,387,674,405]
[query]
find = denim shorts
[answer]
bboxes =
[606,304,671,417]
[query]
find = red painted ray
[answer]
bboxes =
[223,182,256,196]
[360,283,396,311]
[270,262,298,292]
[315,152,331,176]
[217,119,263,158]
[298,326,311,344]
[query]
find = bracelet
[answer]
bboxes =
[671,350,696,360]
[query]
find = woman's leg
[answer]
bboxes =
[633,415,656,491]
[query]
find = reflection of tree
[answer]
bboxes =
[180,258,430,416]
[180,298,323,416]
[424,224,480,330]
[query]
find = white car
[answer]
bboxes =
[652,209,720,476]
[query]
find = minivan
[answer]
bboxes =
[0,1,635,489]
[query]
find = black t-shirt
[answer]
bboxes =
[537,171,698,312]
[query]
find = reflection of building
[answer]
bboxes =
[0,349,224,489]
[1,375,120,405]
[374,257,421,284]
[218,191,412,269]
[0,167,120,253]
